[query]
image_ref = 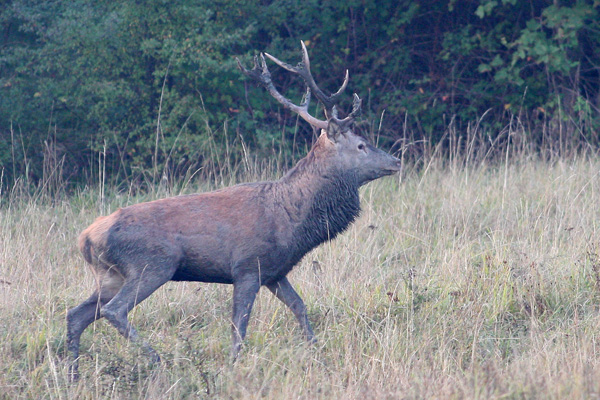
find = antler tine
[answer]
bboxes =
[335,94,362,124]
[236,54,328,130]
[300,86,311,108]
[331,70,349,98]
[331,106,339,119]
[300,40,311,72]
[349,93,362,118]
[263,52,297,74]
[265,41,349,118]
[298,41,349,111]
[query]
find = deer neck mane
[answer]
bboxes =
[279,147,362,254]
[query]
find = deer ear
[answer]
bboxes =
[326,119,343,142]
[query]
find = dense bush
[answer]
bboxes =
[1,0,599,188]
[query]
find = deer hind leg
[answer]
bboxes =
[66,268,123,381]
[99,263,174,364]
[267,277,315,343]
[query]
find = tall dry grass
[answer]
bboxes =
[1,142,600,398]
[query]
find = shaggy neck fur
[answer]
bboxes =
[294,170,361,250]
[279,139,362,259]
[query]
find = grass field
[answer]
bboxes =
[1,151,600,398]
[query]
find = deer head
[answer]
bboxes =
[237,41,401,185]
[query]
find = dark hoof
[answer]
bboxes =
[142,345,161,364]
[68,362,80,383]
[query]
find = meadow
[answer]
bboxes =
[1,145,600,398]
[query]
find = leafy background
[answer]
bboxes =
[1,0,599,187]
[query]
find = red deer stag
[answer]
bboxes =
[66,41,401,379]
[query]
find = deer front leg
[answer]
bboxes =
[267,277,315,343]
[231,277,260,361]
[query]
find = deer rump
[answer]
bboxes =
[66,41,401,381]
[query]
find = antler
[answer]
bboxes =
[332,93,362,123]
[237,53,328,130]
[264,41,350,119]
[237,41,362,130]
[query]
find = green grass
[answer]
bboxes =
[2,154,600,398]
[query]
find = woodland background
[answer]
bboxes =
[1,0,599,189]
[3,2,600,397]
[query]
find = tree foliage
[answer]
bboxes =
[1,0,599,187]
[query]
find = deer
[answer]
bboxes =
[66,41,402,380]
